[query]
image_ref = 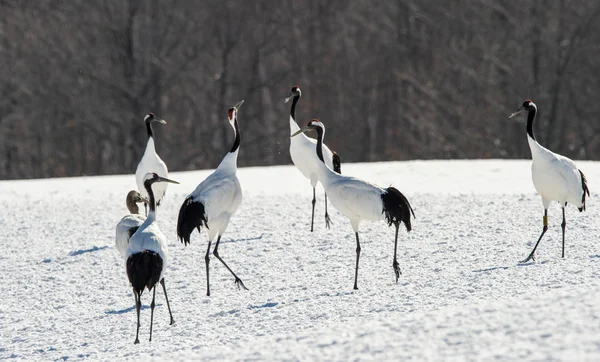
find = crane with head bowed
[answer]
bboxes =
[135,113,169,215]
[509,100,590,262]
[292,119,415,290]
[285,86,342,231]
[125,172,179,344]
[177,100,248,296]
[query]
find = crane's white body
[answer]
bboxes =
[115,214,145,258]
[314,144,385,232]
[528,135,585,209]
[289,117,334,188]
[126,212,168,282]
[187,150,242,241]
[136,138,169,204]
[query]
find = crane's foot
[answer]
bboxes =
[169,317,174,326]
[234,277,249,291]
[520,253,535,264]
[134,338,140,345]
[325,214,333,229]
[393,260,402,282]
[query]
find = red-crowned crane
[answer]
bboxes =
[126,173,179,344]
[177,101,248,296]
[292,119,415,290]
[135,113,169,215]
[285,86,341,231]
[115,190,174,326]
[509,100,590,262]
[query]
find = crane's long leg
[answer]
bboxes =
[310,188,316,232]
[353,232,361,290]
[324,194,332,229]
[205,240,212,296]
[213,236,248,290]
[521,209,548,263]
[392,224,401,282]
[149,286,156,342]
[144,203,148,217]
[561,206,566,258]
[133,290,141,344]
[159,278,174,325]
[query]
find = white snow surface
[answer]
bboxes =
[2,159,600,361]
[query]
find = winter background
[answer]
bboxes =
[1,159,599,361]
[3,1,600,360]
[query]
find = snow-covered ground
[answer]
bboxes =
[1,160,599,361]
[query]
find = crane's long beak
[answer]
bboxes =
[152,118,167,124]
[284,95,292,103]
[509,106,524,119]
[234,100,244,110]
[157,176,180,184]
[290,126,311,138]
[141,196,150,204]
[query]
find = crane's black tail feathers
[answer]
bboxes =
[381,187,415,232]
[177,196,208,245]
[332,152,341,174]
[579,169,590,212]
[127,250,163,294]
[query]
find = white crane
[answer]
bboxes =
[126,172,179,344]
[285,86,341,231]
[135,113,169,215]
[509,100,590,262]
[177,100,248,296]
[292,119,415,290]
[115,190,174,327]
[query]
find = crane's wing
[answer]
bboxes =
[191,173,241,221]
[550,154,583,203]
[115,215,145,258]
[128,222,167,257]
[327,178,383,221]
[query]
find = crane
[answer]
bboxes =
[285,86,341,231]
[509,100,590,262]
[177,101,248,296]
[292,119,415,290]
[126,172,179,344]
[135,113,169,215]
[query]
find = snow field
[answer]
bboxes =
[1,160,599,361]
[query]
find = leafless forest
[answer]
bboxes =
[2,0,600,180]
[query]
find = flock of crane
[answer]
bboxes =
[115,87,590,344]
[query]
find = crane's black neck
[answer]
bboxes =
[145,120,154,139]
[290,95,300,121]
[229,118,240,153]
[314,127,325,164]
[526,107,536,140]
[143,180,157,213]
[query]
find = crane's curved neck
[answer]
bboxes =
[217,118,240,173]
[314,127,326,163]
[289,95,301,134]
[312,125,336,186]
[126,195,140,215]
[143,181,157,222]
[526,106,537,141]
[146,120,154,139]
[290,95,300,121]
[229,118,240,153]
